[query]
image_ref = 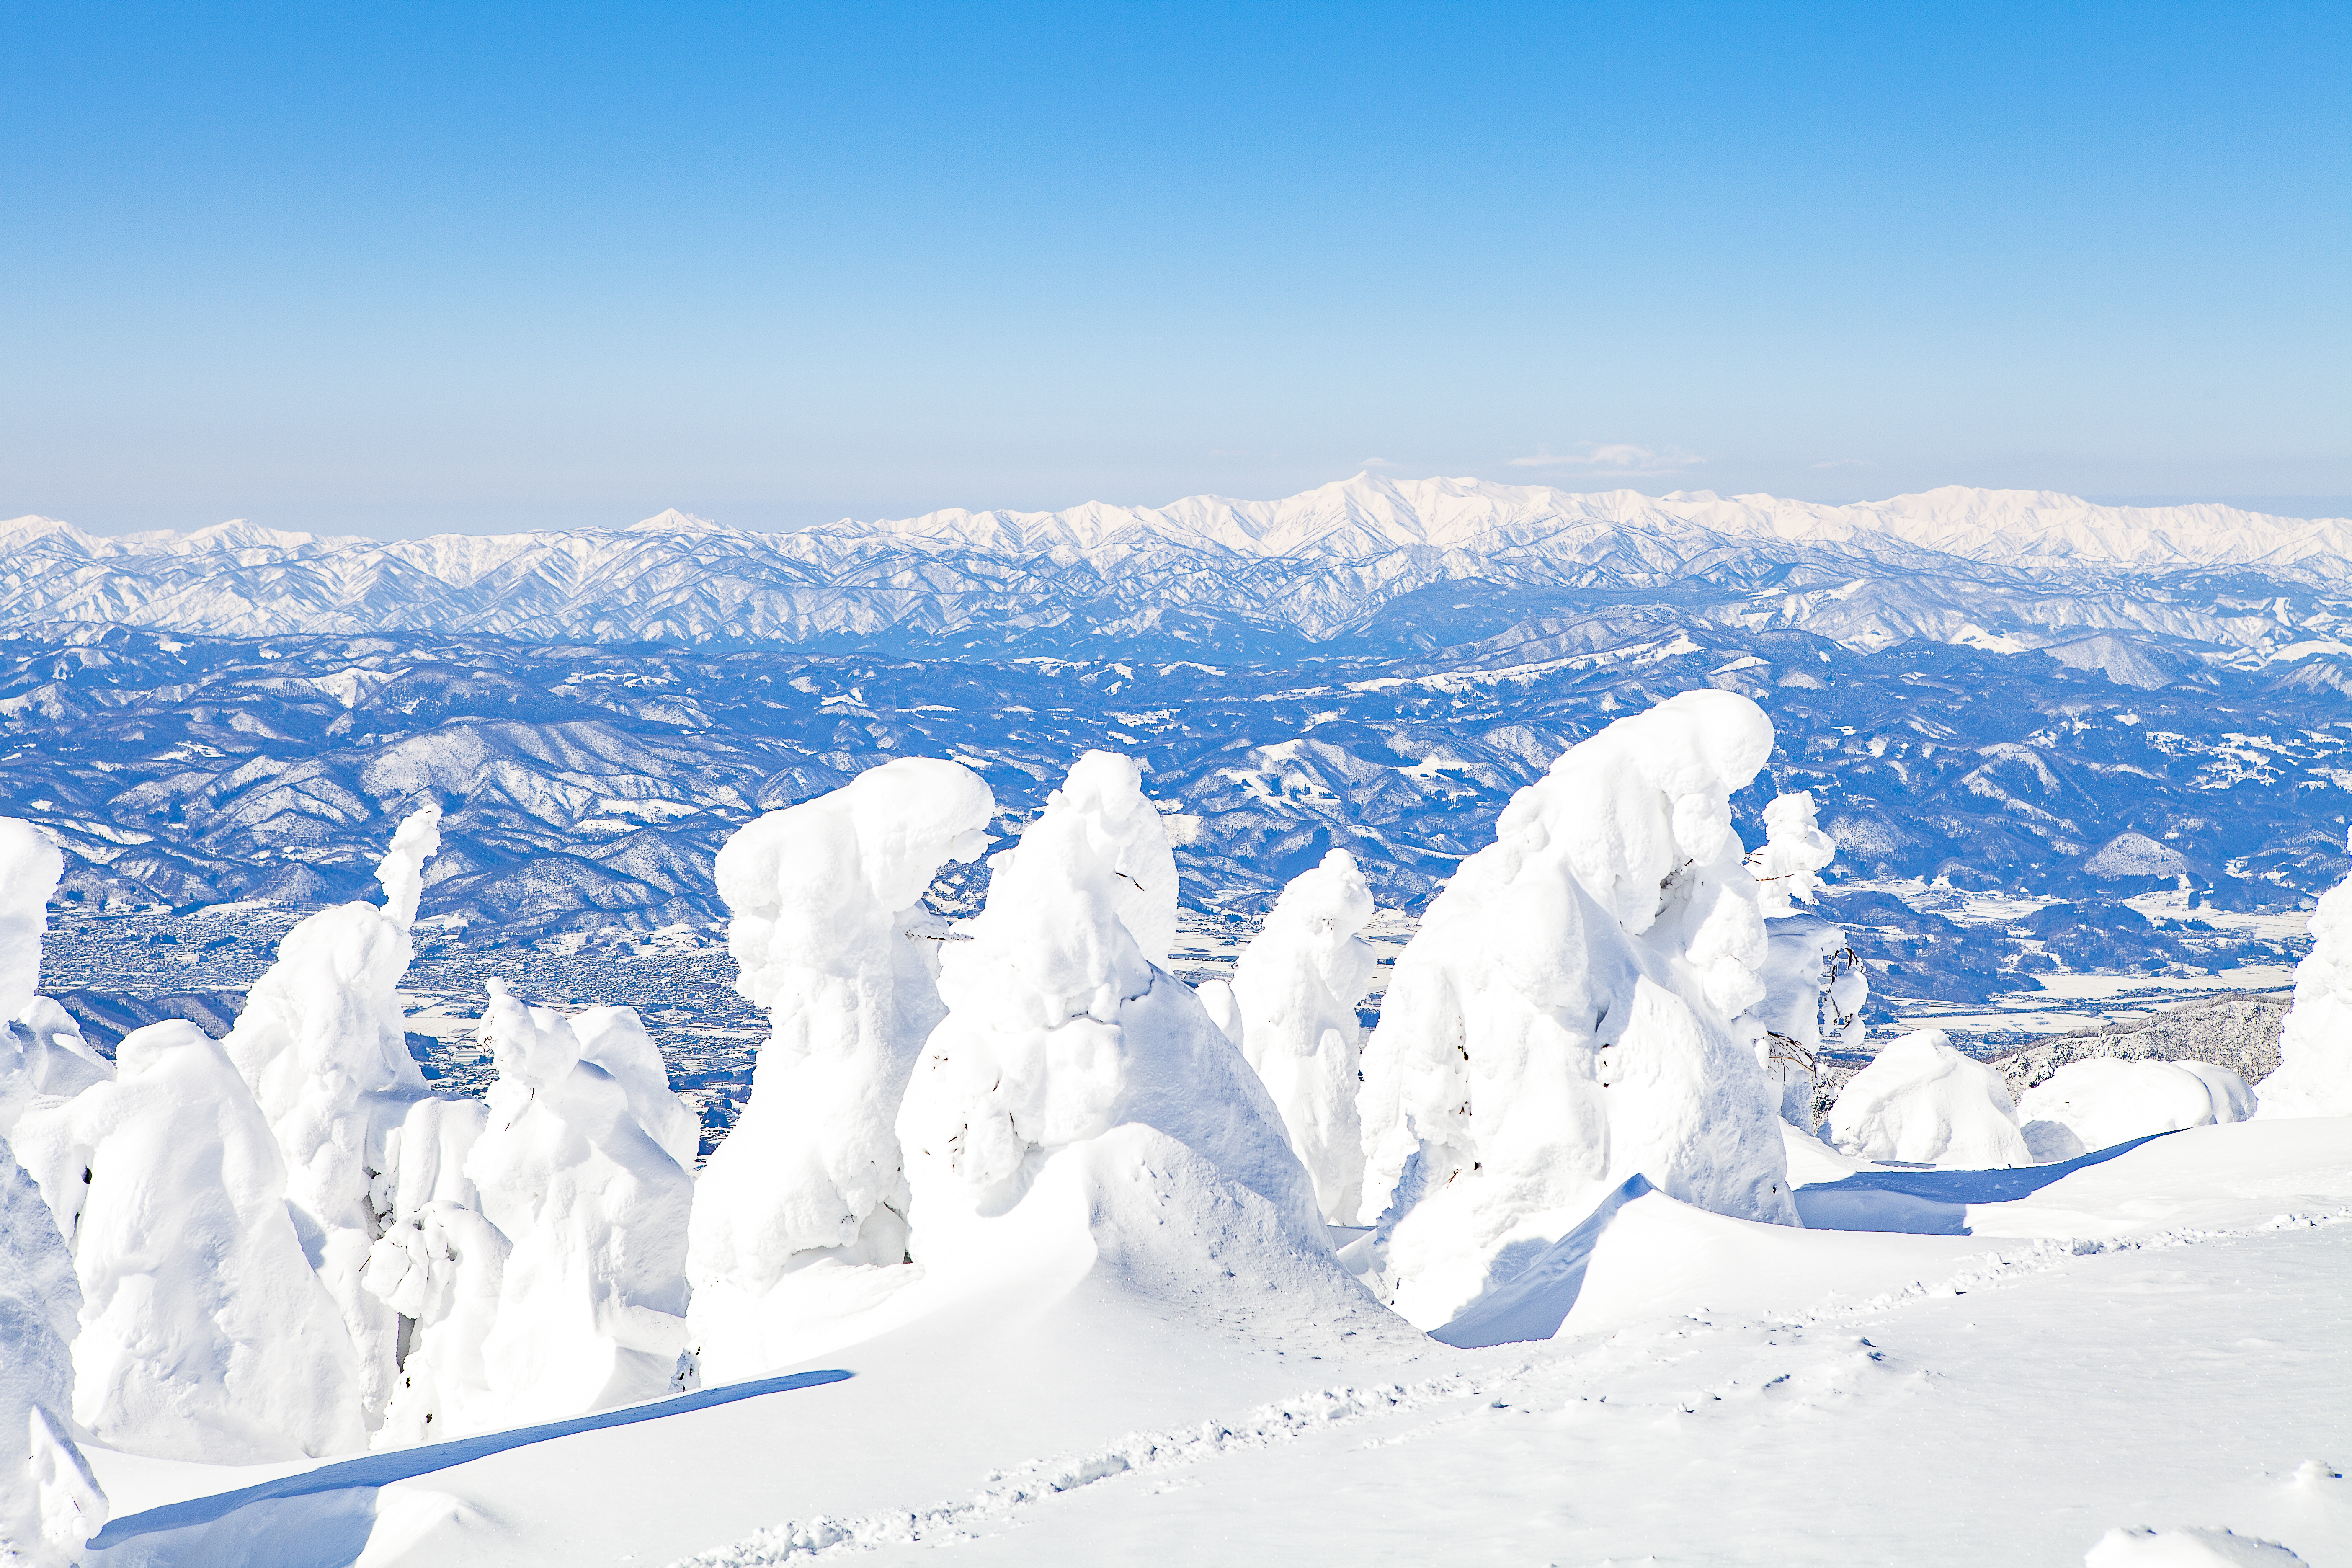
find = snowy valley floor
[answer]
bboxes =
[84,1120,2352,1568]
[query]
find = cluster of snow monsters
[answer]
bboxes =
[4,688,2347,1561]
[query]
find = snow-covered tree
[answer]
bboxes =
[2256,828,2352,1118]
[1356,690,1798,1329]
[1824,1030,2030,1166]
[361,1096,505,1444]
[0,1141,104,1567]
[0,820,111,1139]
[467,982,694,1426]
[1744,791,1867,1129]
[12,1021,366,1460]
[222,803,445,1429]
[1218,848,1377,1224]
[687,758,994,1377]
[896,750,1329,1278]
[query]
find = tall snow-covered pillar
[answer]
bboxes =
[1745,790,1868,1130]
[1356,690,1798,1329]
[686,757,994,1378]
[1221,848,1378,1224]
[222,803,445,1432]
[0,1140,105,1567]
[467,982,695,1426]
[2257,828,2352,1118]
[896,750,1330,1280]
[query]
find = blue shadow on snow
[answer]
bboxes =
[90,1367,854,1548]
[1799,1130,2177,1206]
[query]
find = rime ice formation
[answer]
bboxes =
[1748,791,1838,919]
[0,821,108,1137]
[0,820,61,1024]
[1745,792,1867,1129]
[222,803,444,1429]
[688,758,993,1378]
[468,982,695,1426]
[1356,690,1798,1329]
[2018,1057,2256,1153]
[896,751,1335,1297]
[11,1021,365,1461]
[0,1143,104,1568]
[2256,830,2352,1118]
[1224,849,1377,1224]
[1823,1031,2031,1167]
[361,1096,506,1444]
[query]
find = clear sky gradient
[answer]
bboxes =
[6,1,2347,536]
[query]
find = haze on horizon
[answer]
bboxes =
[5,1,2346,539]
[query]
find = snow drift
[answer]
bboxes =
[2018,1057,2256,1155]
[1825,1030,2031,1167]
[689,758,994,1379]
[1356,689,1800,1329]
[1211,848,1377,1224]
[2256,828,2352,1119]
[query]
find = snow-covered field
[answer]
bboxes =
[80,1121,2352,1567]
[5,688,2348,1568]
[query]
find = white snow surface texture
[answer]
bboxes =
[1222,848,1378,1225]
[689,757,994,1379]
[2257,831,2352,1118]
[1357,689,1798,1329]
[0,1139,104,1567]
[1826,1030,2032,1167]
[2020,1058,2258,1153]
[895,750,1341,1298]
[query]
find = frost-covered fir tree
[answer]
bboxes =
[687,758,994,1378]
[2257,828,2352,1119]
[467,982,695,1426]
[222,804,446,1430]
[896,752,1350,1314]
[13,1021,366,1460]
[0,1141,105,1567]
[1215,848,1378,1224]
[1357,690,1798,1329]
[1744,791,1868,1129]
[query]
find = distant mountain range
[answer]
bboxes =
[3,476,2344,1045]
[6,478,2349,664]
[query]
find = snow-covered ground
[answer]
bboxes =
[80,1118,2352,1568]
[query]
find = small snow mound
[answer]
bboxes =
[2019,1058,2248,1152]
[2084,1525,2306,1565]
[1825,1030,2031,1167]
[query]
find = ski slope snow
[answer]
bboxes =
[75,1117,2352,1568]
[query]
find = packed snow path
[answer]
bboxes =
[75,1119,2352,1567]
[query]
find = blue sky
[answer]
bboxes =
[5,1,2346,535]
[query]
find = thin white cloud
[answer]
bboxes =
[1809,458,1875,470]
[1207,448,1253,457]
[1358,456,1396,468]
[1507,442,1700,476]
